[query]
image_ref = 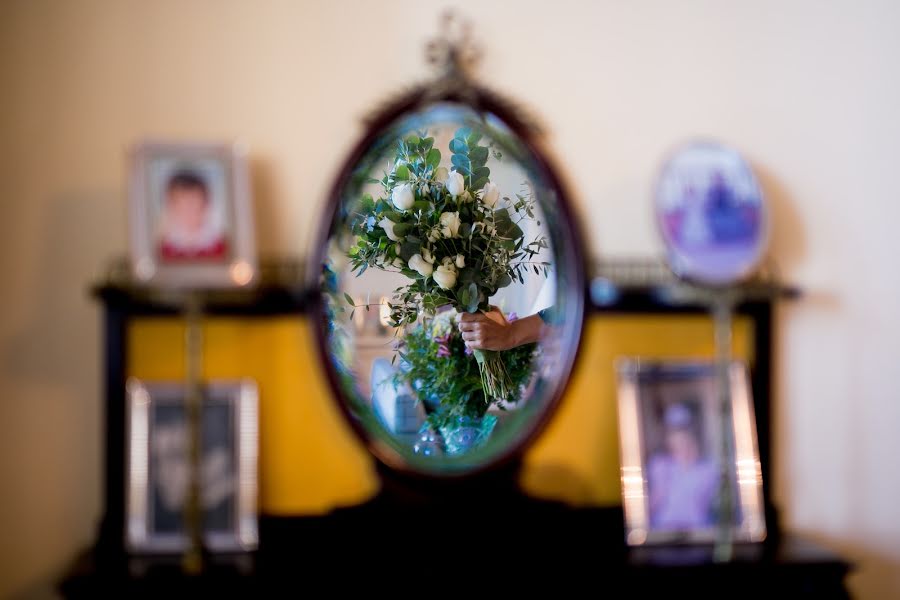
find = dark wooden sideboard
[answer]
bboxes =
[60,259,851,598]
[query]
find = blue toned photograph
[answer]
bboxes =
[655,141,768,285]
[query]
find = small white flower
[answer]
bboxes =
[327,238,348,272]
[434,166,449,183]
[379,217,402,241]
[408,253,434,277]
[433,264,458,289]
[482,182,500,208]
[442,256,454,266]
[427,232,437,243]
[422,248,435,264]
[455,254,466,269]
[392,257,405,269]
[439,211,461,238]
[445,171,465,197]
[391,183,415,210]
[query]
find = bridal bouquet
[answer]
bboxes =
[346,127,549,404]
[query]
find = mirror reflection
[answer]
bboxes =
[317,103,583,474]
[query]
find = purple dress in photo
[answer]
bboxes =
[647,453,719,530]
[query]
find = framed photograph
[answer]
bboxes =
[126,379,259,553]
[654,140,768,285]
[616,360,765,545]
[128,141,257,288]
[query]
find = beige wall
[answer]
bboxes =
[1,0,898,597]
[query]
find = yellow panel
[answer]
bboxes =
[127,316,379,515]
[520,314,754,507]
[127,313,752,514]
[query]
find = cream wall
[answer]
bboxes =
[1,1,898,598]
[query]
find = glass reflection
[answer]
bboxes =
[318,102,581,473]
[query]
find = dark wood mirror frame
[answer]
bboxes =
[305,82,589,490]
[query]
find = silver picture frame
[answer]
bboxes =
[616,360,766,546]
[128,141,257,289]
[126,379,259,553]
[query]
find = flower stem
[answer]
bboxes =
[473,348,513,404]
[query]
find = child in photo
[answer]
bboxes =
[158,170,228,261]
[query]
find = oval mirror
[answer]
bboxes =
[309,96,586,477]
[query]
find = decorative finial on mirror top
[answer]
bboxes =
[425,10,481,83]
[364,11,543,137]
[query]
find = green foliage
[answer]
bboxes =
[394,313,537,431]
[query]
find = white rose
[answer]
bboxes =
[445,171,465,197]
[455,254,466,269]
[379,217,401,241]
[422,248,435,264]
[439,211,461,238]
[391,183,415,210]
[408,253,434,277]
[482,182,500,208]
[434,166,449,183]
[433,264,458,290]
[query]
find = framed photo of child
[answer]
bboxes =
[616,360,766,546]
[128,141,257,288]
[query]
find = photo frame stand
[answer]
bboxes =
[663,280,796,562]
[182,292,206,574]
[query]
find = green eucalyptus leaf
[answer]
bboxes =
[392,222,412,236]
[469,146,488,166]
[426,148,441,168]
[394,164,409,181]
[459,287,470,307]
[454,127,472,141]
[449,138,468,154]
[451,154,471,173]
[466,283,479,313]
